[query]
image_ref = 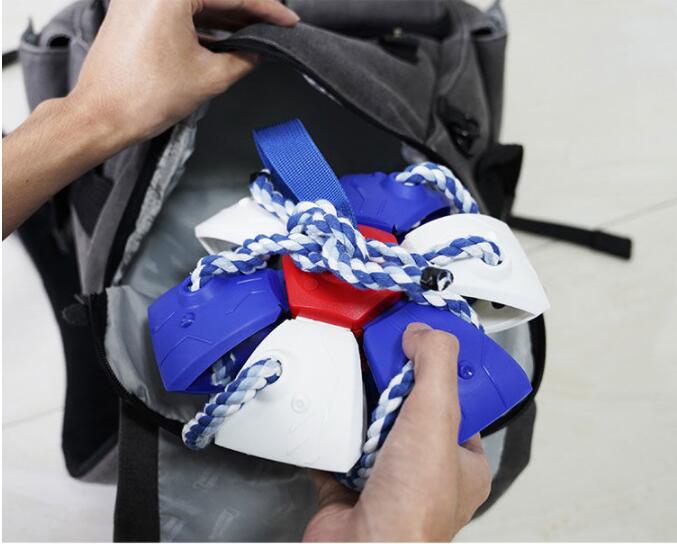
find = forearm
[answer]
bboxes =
[1,0,297,239]
[2,94,130,238]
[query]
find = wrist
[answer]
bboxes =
[23,94,136,188]
[2,92,136,237]
[53,90,139,156]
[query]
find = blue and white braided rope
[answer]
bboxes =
[183,162,495,487]
[339,361,415,490]
[395,162,479,214]
[189,165,501,328]
[210,352,242,387]
[183,359,282,450]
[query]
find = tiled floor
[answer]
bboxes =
[3,0,677,541]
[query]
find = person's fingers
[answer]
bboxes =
[199,0,300,26]
[461,433,484,455]
[457,446,492,520]
[202,50,259,93]
[196,32,223,45]
[403,326,491,524]
[354,324,463,540]
[457,435,492,519]
[400,323,461,432]
[195,11,266,31]
[402,323,459,385]
[362,323,461,499]
[309,470,358,510]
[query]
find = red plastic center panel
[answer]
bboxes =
[282,225,402,334]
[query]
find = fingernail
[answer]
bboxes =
[285,9,301,24]
[405,322,431,334]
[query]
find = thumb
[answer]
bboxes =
[400,323,461,433]
[202,50,259,94]
[308,470,358,510]
[357,323,462,512]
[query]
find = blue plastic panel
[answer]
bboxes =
[148,269,288,392]
[363,301,532,443]
[183,323,280,394]
[340,172,450,234]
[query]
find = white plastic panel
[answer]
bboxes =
[402,214,550,332]
[214,317,364,472]
[194,197,287,253]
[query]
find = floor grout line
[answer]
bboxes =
[600,197,677,228]
[2,405,64,430]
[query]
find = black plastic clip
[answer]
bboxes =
[421,266,454,291]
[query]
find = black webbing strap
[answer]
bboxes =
[114,402,160,542]
[2,48,18,68]
[18,205,120,478]
[508,214,632,260]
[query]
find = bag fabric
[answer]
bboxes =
[18,0,546,540]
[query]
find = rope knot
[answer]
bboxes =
[192,162,496,331]
[182,161,506,490]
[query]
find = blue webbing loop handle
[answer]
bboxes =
[253,119,357,225]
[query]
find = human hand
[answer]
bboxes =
[68,0,299,148]
[303,324,492,542]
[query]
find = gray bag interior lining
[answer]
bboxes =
[105,61,408,423]
[102,58,534,450]
[18,2,533,539]
[157,428,316,542]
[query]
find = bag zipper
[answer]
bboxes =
[86,291,183,435]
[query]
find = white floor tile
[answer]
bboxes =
[502,0,677,228]
[2,410,116,542]
[458,202,677,541]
